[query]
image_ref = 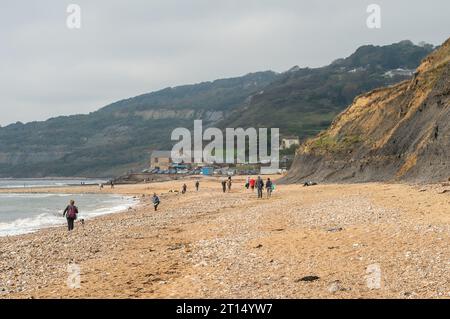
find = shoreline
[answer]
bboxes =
[0,192,139,238]
[0,178,449,298]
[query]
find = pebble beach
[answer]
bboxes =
[0,177,449,298]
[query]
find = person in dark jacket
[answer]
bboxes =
[152,193,160,211]
[63,200,79,231]
[221,180,227,193]
[256,176,264,199]
[195,180,200,191]
[266,178,273,197]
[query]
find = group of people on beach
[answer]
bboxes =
[175,176,273,198]
[245,176,274,198]
[180,180,200,194]
[98,181,114,190]
[62,176,275,231]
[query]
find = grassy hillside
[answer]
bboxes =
[0,72,278,177]
[221,40,433,137]
[0,41,434,177]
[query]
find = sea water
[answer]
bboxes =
[0,179,137,236]
[0,178,107,189]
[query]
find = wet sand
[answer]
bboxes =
[0,177,449,298]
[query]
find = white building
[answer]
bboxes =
[383,68,414,78]
[281,136,300,150]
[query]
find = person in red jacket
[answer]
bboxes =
[249,178,256,191]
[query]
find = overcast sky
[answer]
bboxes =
[0,0,449,126]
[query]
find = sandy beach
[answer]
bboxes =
[0,177,449,299]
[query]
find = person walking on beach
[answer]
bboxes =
[63,200,79,231]
[256,176,264,199]
[265,178,273,198]
[110,180,114,189]
[249,178,256,191]
[195,180,200,191]
[152,193,160,211]
[245,176,250,189]
[221,179,227,193]
[182,183,187,194]
[227,176,232,192]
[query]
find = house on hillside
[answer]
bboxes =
[150,151,172,170]
[383,68,414,78]
[281,136,300,150]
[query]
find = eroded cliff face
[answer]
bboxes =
[284,38,450,183]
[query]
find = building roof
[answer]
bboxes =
[150,150,172,159]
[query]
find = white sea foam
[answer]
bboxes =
[0,193,138,237]
[0,213,63,236]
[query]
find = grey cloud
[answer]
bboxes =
[0,0,449,125]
